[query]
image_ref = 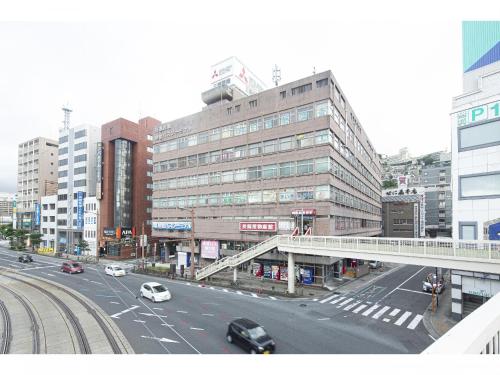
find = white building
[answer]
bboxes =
[83,196,99,256]
[56,124,101,253]
[40,195,57,251]
[450,21,500,320]
[0,192,14,224]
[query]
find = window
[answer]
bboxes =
[316,78,328,88]
[297,105,313,122]
[460,172,500,199]
[248,191,262,204]
[235,105,241,112]
[248,118,261,133]
[249,100,258,108]
[209,172,220,184]
[340,96,346,109]
[222,125,233,138]
[262,164,278,179]
[234,169,247,182]
[187,135,197,147]
[459,222,477,240]
[234,145,246,158]
[297,187,314,200]
[210,128,220,142]
[222,192,233,205]
[248,166,262,180]
[315,157,330,173]
[222,171,234,183]
[198,174,209,185]
[74,154,87,163]
[50,229,55,234]
[335,87,341,102]
[74,179,86,187]
[297,133,314,148]
[58,147,68,155]
[315,101,329,117]
[291,83,312,95]
[198,153,209,165]
[208,194,219,206]
[279,162,295,177]
[262,190,276,203]
[297,159,314,175]
[315,129,331,144]
[74,166,86,175]
[74,141,87,151]
[210,150,221,163]
[50,203,55,210]
[74,129,86,139]
[58,170,68,178]
[178,157,187,168]
[248,142,262,156]
[315,185,330,200]
[178,137,189,149]
[58,194,67,201]
[279,136,294,151]
[227,107,232,115]
[59,159,68,166]
[280,91,286,99]
[280,112,291,126]
[333,107,340,124]
[58,182,67,189]
[263,140,277,153]
[59,135,68,144]
[198,131,209,144]
[279,189,295,202]
[458,119,500,151]
[234,192,247,205]
[222,148,234,161]
[147,134,153,141]
[234,122,247,136]
[188,155,197,167]
[147,146,154,153]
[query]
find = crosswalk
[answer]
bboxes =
[317,294,424,331]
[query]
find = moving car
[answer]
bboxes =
[18,254,33,263]
[422,273,445,294]
[369,261,382,269]
[61,261,84,274]
[226,318,276,354]
[105,264,126,277]
[140,282,171,302]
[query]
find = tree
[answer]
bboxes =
[0,223,13,238]
[382,180,398,189]
[412,188,417,194]
[14,229,27,250]
[29,232,43,251]
[77,238,90,255]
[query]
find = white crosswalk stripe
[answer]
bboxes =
[337,298,354,308]
[362,304,380,317]
[389,308,401,317]
[394,311,412,326]
[343,300,361,311]
[329,296,346,305]
[371,306,391,320]
[319,295,338,304]
[353,304,368,314]
[407,314,423,330]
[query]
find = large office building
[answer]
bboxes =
[16,137,58,230]
[450,21,500,319]
[152,68,382,283]
[56,124,101,253]
[98,117,160,258]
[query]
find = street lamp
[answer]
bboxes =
[178,207,195,279]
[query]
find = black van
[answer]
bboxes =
[226,318,275,354]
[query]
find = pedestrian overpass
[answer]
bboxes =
[196,235,500,293]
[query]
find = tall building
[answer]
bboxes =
[16,137,58,230]
[40,195,57,250]
[56,124,101,253]
[450,21,500,319]
[152,69,382,283]
[98,117,160,258]
[0,192,14,224]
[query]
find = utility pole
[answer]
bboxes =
[190,208,195,280]
[141,221,145,268]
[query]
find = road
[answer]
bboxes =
[0,243,435,354]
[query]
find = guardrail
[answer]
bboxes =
[423,292,500,354]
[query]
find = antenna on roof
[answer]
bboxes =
[62,105,72,130]
[313,66,316,75]
[272,64,281,87]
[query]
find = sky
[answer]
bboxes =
[0,0,498,193]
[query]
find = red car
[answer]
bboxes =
[61,261,84,274]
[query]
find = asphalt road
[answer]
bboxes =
[0,244,435,354]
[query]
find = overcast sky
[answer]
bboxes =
[0,0,496,193]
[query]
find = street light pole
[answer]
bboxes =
[190,208,195,280]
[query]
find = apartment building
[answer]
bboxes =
[40,195,57,250]
[152,69,382,283]
[56,124,100,253]
[16,137,58,230]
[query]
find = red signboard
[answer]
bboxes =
[291,209,317,216]
[239,221,277,232]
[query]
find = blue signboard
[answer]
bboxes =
[77,191,84,230]
[34,203,40,226]
[489,222,500,241]
[302,267,314,285]
[152,221,192,231]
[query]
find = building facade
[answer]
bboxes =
[450,21,500,320]
[0,192,15,224]
[16,137,58,230]
[381,194,425,238]
[83,196,98,256]
[152,70,382,283]
[98,117,160,258]
[40,195,57,250]
[56,124,101,253]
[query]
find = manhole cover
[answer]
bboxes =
[299,303,307,307]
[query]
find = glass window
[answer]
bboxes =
[178,157,187,168]
[280,112,290,126]
[248,166,262,180]
[178,137,188,149]
[335,87,341,102]
[315,185,330,200]
[248,118,261,133]
[459,120,500,150]
[279,161,295,177]
[177,177,187,188]
[188,155,197,167]
[234,145,246,158]
[297,159,314,175]
[263,139,277,153]
[315,101,329,117]
[279,189,295,202]
[198,131,209,145]
[315,129,331,145]
[297,188,314,200]
[187,196,197,207]
[262,190,276,203]
[333,136,339,150]
[297,133,314,148]
[187,135,197,147]
[210,128,220,142]
[198,174,208,185]
[222,192,233,205]
[210,150,221,163]
[315,157,330,173]
[234,122,248,136]
[234,169,247,182]
[234,192,247,205]
[264,116,274,129]
[187,176,197,187]
[279,136,294,151]
[209,172,220,184]
[222,171,234,183]
[208,194,219,206]
[198,195,208,206]
[168,179,177,189]
[222,125,233,139]
[222,147,234,161]
[248,142,262,156]
[460,173,500,199]
[333,107,340,124]
[198,153,209,165]
[297,105,313,122]
[262,164,278,179]
[459,222,477,240]
[248,191,262,204]
[339,116,346,132]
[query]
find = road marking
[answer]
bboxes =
[337,298,354,308]
[319,295,337,304]
[312,298,318,302]
[251,293,258,298]
[397,287,430,296]
[185,282,191,286]
[383,318,391,323]
[139,312,169,318]
[109,301,120,305]
[141,335,179,343]
[343,301,361,311]
[83,278,89,281]
[133,320,146,323]
[407,314,423,330]
[153,307,164,311]
[329,296,346,305]
[394,311,412,326]
[372,306,391,320]
[190,327,205,331]
[96,295,117,298]
[317,317,331,321]
[428,334,436,341]
[18,265,58,271]
[8,263,22,268]
[46,273,55,277]
[389,308,401,317]
[376,267,426,303]
[362,304,380,317]
[353,304,367,314]
[236,291,243,295]
[176,310,188,314]
[90,280,103,285]
[222,289,229,293]
[209,287,215,290]
[161,323,175,327]
[110,305,140,318]
[87,267,97,271]
[202,313,214,317]
[269,296,277,300]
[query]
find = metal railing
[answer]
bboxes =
[423,292,500,354]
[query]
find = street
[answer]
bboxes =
[0,244,435,354]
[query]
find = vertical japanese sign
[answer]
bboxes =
[96,142,103,200]
[77,191,84,230]
[34,202,40,226]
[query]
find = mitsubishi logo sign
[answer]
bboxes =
[212,69,218,79]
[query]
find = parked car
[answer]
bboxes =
[226,318,276,354]
[105,264,126,277]
[369,261,382,269]
[422,273,445,294]
[140,282,171,302]
[61,261,84,274]
[18,254,33,263]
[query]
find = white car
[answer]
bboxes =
[140,282,171,302]
[105,265,126,277]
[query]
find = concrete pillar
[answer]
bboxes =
[233,267,238,283]
[288,252,295,295]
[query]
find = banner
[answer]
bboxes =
[76,191,84,230]
[34,203,40,226]
[201,240,219,259]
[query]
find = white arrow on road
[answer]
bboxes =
[141,335,179,343]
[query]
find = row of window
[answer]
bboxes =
[58,129,86,145]
[153,185,381,215]
[85,216,97,225]
[42,216,55,222]
[458,119,500,152]
[58,154,87,166]
[58,179,86,189]
[42,203,56,210]
[57,192,87,201]
[42,228,56,235]
[84,230,96,239]
[334,216,381,231]
[58,166,87,178]
[393,219,414,225]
